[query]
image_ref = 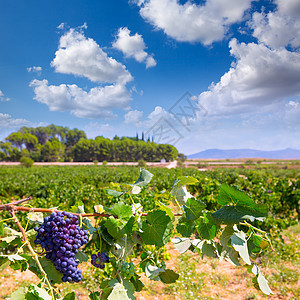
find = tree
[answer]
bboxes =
[23,133,38,152]
[5,132,24,150]
[41,138,65,162]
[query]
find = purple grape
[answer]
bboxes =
[34,211,89,282]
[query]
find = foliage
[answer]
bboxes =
[0,125,178,162]
[0,168,278,299]
[20,156,34,168]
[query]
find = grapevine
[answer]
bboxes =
[0,169,275,299]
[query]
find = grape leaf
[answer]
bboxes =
[172,237,192,253]
[196,213,219,240]
[11,287,25,300]
[108,283,131,300]
[231,231,251,265]
[182,198,205,221]
[63,292,76,300]
[110,202,133,220]
[159,269,179,284]
[140,210,173,247]
[134,168,153,187]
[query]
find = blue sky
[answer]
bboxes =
[0,0,299,155]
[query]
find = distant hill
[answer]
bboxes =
[187,148,300,159]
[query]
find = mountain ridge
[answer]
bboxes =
[187,148,300,159]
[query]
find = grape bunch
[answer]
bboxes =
[120,262,135,279]
[34,211,89,282]
[91,252,109,269]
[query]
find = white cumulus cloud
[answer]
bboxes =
[197,39,300,116]
[113,27,156,68]
[124,110,144,125]
[134,0,253,44]
[51,27,133,84]
[30,79,132,119]
[249,0,300,49]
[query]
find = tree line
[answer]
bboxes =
[0,125,179,162]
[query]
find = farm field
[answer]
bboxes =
[0,165,299,299]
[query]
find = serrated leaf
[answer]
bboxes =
[75,250,89,262]
[201,241,216,257]
[105,217,127,239]
[123,279,136,300]
[111,202,133,220]
[224,247,241,266]
[212,205,267,225]
[217,184,254,206]
[220,225,235,247]
[108,283,131,300]
[182,198,206,221]
[134,168,153,187]
[171,184,193,204]
[130,274,144,292]
[231,231,251,265]
[63,292,76,300]
[11,287,26,300]
[107,189,124,197]
[140,210,173,247]
[82,217,96,234]
[176,219,195,237]
[196,213,219,240]
[172,237,192,253]
[145,263,164,279]
[159,269,179,284]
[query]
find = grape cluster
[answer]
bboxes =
[34,211,89,282]
[120,262,135,279]
[91,252,109,269]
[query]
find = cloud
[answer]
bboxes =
[30,79,132,119]
[197,39,300,116]
[0,90,10,102]
[51,27,133,84]
[134,0,253,44]
[249,0,300,49]
[84,122,115,139]
[27,66,42,73]
[0,113,32,138]
[124,110,144,125]
[113,27,156,68]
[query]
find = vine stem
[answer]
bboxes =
[0,203,183,218]
[240,220,274,251]
[8,209,56,300]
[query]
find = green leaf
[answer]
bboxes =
[176,219,195,237]
[63,292,76,300]
[0,222,4,236]
[11,287,26,300]
[82,217,96,234]
[201,241,216,257]
[231,231,251,265]
[140,210,173,247]
[106,189,124,197]
[156,201,174,219]
[159,269,179,284]
[217,184,254,206]
[145,263,164,279]
[75,250,89,262]
[29,257,62,284]
[89,291,101,300]
[111,202,133,220]
[182,198,206,221]
[196,213,219,240]
[220,225,234,247]
[252,265,273,295]
[176,176,198,186]
[29,285,52,300]
[105,217,127,239]
[130,274,144,292]
[212,205,267,225]
[134,168,153,187]
[172,237,192,253]
[108,283,131,300]
[123,280,136,300]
